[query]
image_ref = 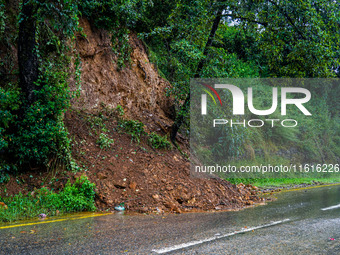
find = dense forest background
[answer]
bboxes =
[0,0,339,179]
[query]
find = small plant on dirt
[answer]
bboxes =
[69,158,82,173]
[118,119,145,143]
[99,103,124,118]
[96,133,114,150]
[148,132,172,149]
[115,104,124,117]
[86,115,106,131]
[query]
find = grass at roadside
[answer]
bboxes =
[227,177,340,188]
[0,176,96,222]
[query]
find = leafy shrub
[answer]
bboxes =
[86,114,106,130]
[115,104,124,117]
[96,133,114,150]
[0,171,9,184]
[118,119,145,143]
[57,176,96,212]
[0,86,20,153]
[0,0,5,36]
[0,176,96,222]
[148,132,171,149]
[10,67,72,166]
[0,0,81,170]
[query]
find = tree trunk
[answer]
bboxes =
[195,6,224,78]
[18,0,38,107]
[170,95,190,142]
[170,6,224,143]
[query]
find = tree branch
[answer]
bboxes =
[222,14,268,27]
[267,0,306,40]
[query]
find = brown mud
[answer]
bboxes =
[0,18,262,214]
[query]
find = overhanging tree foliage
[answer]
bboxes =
[0,0,339,174]
[143,0,339,142]
[18,0,39,107]
[170,2,225,142]
[1,0,79,171]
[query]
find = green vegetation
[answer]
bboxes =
[79,0,149,69]
[140,0,340,140]
[96,133,114,150]
[118,119,146,143]
[0,0,339,213]
[86,114,107,131]
[117,115,172,149]
[1,1,338,173]
[228,178,340,189]
[0,176,96,222]
[115,105,124,117]
[85,108,172,150]
[0,0,81,175]
[148,132,172,149]
[85,113,115,151]
[192,80,339,172]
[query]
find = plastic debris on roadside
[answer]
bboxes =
[114,205,125,211]
[38,213,46,218]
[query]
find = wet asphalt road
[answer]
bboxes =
[0,185,339,255]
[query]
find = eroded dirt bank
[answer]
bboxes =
[65,110,261,213]
[65,18,261,213]
[0,18,261,214]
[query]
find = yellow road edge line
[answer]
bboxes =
[269,183,340,194]
[0,213,112,230]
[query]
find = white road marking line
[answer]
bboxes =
[152,219,290,254]
[321,204,340,211]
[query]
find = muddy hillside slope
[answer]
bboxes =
[70,19,174,132]
[69,18,261,213]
